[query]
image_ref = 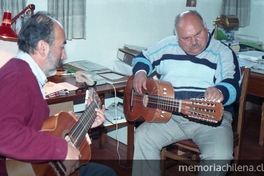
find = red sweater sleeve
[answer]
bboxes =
[0,59,68,165]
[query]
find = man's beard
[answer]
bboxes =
[44,51,62,77]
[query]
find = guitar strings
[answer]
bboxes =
[131,94,219,118]
[131,98,218,123]
[69,89,99,147]
[68,103,95,147]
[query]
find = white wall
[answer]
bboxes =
[3,0,263,69]
[76,0,223,70]
[3,0,240,69]
[23,0,222,70]
[237,0,264,45]
[0,40,18,67]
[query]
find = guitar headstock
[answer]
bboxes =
[181,98,223,123]
[86,88,101,108]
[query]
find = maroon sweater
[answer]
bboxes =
[0,59,67,175]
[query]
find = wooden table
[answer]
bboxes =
[247,71,264,146]
[47,75,126,105]
[46,74,127,148]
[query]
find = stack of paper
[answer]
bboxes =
[64,60,111,73]
[44,82,78,99]
[239,51,264,61]
[223,41,240,52]
[238,51,264,74]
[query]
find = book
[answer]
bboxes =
[117,44,146,66]
[117,48,135,66]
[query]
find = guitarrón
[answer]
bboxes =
[123,76,223,123]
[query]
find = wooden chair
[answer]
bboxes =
[160,68,250,175]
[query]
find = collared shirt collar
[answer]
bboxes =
[15,50,47,96]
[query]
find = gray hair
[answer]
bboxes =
[17,11,55,54]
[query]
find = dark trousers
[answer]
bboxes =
[80,162,117,176]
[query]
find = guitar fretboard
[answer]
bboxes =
[69,101,98,147]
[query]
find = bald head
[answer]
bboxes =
[174,10,209,55]
[174,10,205,34]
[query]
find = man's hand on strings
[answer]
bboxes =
[91,105,106,128]
[86,94,106,129]
[133,71,147,94]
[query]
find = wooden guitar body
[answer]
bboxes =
[124,76,223,123]
[6,88,101,176]
[124,76,174,122]
[7,112,91,176]
[40,112,91,165]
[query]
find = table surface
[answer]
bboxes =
[46,75,127,105]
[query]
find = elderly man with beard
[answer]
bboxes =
[0,11,116,176]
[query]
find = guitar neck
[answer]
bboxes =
[69,101,98,147]
[147,94,180,112]
[146,93,223,123]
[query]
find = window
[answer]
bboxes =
[0,0,27,34]
[221,0,251,27]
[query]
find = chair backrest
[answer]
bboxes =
[235,67,250,157]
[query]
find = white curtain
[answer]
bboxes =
[48,0,86,40]
[0,0,26,34]
[0,0,26,17]
[221,0,251,27]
